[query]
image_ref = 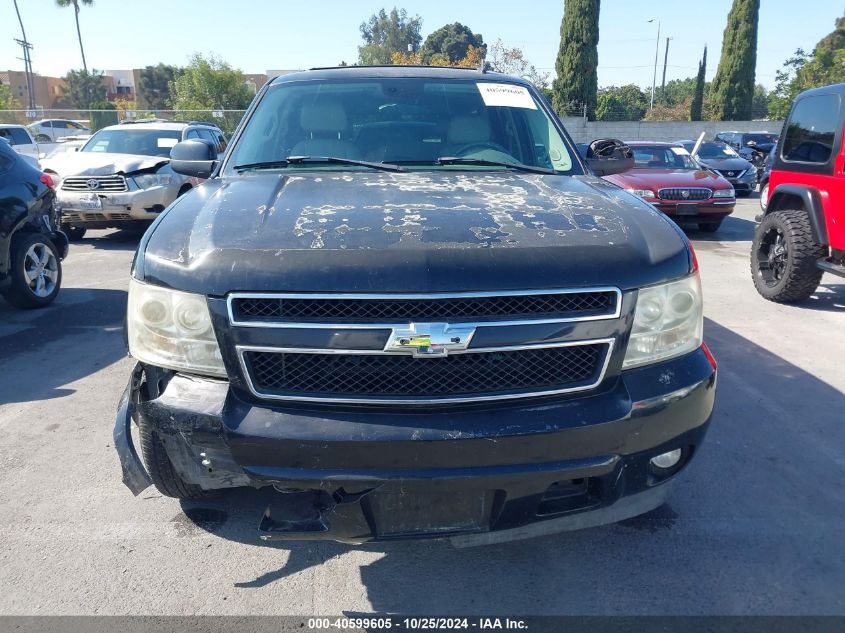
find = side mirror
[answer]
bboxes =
[585,138,634,177]
[170,139,218,178]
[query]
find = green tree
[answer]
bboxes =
[420,23,485,65]
[89,100,118,131]
[709,0,761,121]
[0,81,22,123]
[552,0,601,119]
[767,49,809,119]
[55,0,94,72]
[595,85,648,121]
[358,8,423,65]
[751,83,768,119]
[690,46,707,121]
[486,39,549,88]
[61,68,106,109]
[169,54,253,133]
[138,63,178,111]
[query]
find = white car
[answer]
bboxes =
[29,119,90,142]
[0,124,41,166]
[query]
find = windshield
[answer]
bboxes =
[81,128,181,157]
[631,145,698,169]
[744,133,777,145]
[694,142,741,159]
[226,78,576,173]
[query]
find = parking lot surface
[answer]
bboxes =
[0,196,843,615]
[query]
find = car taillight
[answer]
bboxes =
[690,242,699,273]
[40,173,55,189]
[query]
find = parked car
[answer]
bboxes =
[677,140,757,196]
[751,83,845,303]
[602,142,735,232]
[714,130,778,175]
[0,124,40,163]
[40,135,92,160]
[29,119,90,142]
[41,120,226,240]
[113,67,717,545]
[756,146,776,212]
[0,137,68,308]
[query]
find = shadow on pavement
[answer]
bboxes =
[0,287,127,403]
[75,228,146,251]
[681,214,756,242]
[178,317,845,614]
[791,282,845,312]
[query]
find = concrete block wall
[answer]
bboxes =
[560,117,784,144]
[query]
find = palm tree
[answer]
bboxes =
[56,0,94,71]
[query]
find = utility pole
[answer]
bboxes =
[661,37,672,97]
[648,19,660,110]
[12,0,36,111]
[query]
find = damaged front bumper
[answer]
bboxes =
[114,349,716,545]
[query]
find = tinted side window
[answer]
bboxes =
[0,143,15,172]
[0,128,32,145]
[781,94,839,164]
[186,129,201,140]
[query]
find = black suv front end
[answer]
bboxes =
[114,67,717,545]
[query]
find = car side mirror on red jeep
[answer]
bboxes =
[170,139,219,179]
[585,138,635,176]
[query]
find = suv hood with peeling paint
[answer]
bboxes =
[137,171,692,295]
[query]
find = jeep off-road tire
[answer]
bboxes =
[1,233,62,309]
[751,209,825,303]
[138,418,213,500]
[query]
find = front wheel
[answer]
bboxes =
[751,209,825,303]
[138,417,214,500]
[759,183,769,211]
[1,233,62,308]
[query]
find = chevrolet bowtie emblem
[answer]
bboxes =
[385,323,476,356]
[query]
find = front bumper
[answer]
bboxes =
[114,348,716,544]
[57,185,175,227]
[652,201,734,223]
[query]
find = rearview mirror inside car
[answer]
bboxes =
[170,139,219,179]
[585,138,635,177]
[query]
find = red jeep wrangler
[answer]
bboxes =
[752,83,845,302]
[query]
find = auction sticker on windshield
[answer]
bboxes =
[477,83,537,109]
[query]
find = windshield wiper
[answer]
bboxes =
[434,156,555,175]
[234,156,403,173]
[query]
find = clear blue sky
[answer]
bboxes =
[2,0,840,90]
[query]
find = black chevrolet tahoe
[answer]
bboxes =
[114,67,717,546]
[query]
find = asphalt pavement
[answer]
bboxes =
[0,196,843,615]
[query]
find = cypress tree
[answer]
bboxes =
[690,46,707,121]
[709,0,760,120]
[552,0,601,120]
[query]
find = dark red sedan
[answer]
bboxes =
[603,142,736,232]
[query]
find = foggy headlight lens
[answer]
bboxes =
[127,278,226,377]
[623,273,703,369]
[713,188,735,198]
[625,188,656,199]
[133,173,172,189]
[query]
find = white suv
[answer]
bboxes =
[0,124,40,165]
[42,120,226,240]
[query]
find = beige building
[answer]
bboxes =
[0,70,69,109]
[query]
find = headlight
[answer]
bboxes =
[127,278,226,377]
[713,188,735,198]
[132,173,172,189]
[624,188,656,199]
[623,273,703,369]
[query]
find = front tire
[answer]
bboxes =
[759,183,769,211]
[1,233,62,309]
[139,418,214,500]
[751,209,825,302]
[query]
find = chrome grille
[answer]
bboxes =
[229,289,620,326]
[61,175,127,192]
[657,188,712,201]
[240,341,611,404]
